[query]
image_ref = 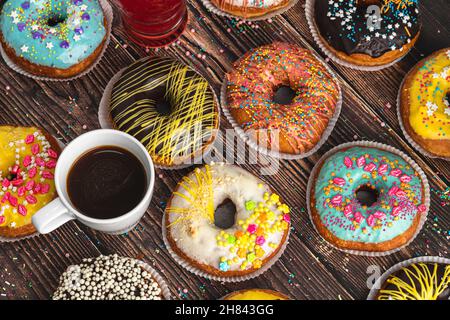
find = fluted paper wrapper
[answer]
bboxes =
[98,63,221,170]
[397,72,450,161]
[201,0,299,22]
[0,0,113,81]
[220,53,342,160]
[305,0,405,71]
[0,138,65,243]
[367,256,450,300]
[306,141,430,257]
[162,212,290,283]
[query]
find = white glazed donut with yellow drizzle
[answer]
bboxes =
[164,163,291,278]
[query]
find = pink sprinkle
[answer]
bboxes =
[247,224,257,234]
[417,204,427,212]
[343,204,353,218]
[46,160,57,169]
[390,169,402,177]
[333,177,346,186]
[388,186,400,196]
[17,186,26,197]
[399,175,412,183]
[25,134,34,144]
[256,236,265,246]
[35,157,45,167]
[373,211,386,219]
[378,164,388,175]
[0,216,5,225]
[2,192,10,203]
[354,211,363,223]
[396,190,407,198]
[283,214,290,223]
[2,178,10,188]
[40,184,50,194]
[28,167,37,178]
[11,179,23,187]
[42,171,54,180]
[31,144,40,155]
[25,180,35,191]
[366,215,376,227]
[364,163,376,172]
[47,149,58,159]
[330,195,343,206]
[356,156,366,168]
[26,195,37,204]
[18,205,27,216]
[9,195,18,207]
[11,165,20,174]
[34,183,41,193]
[23,155,32,167]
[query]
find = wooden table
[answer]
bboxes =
[0,0,449,300]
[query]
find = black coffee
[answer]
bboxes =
[67,146,147,219]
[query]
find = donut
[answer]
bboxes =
[209,0,291,19]
[225,42,340,156]
[52,255,166,300]
[164,164,291,278]
[309,145,427,252]
[0,126,60,238]
[375,261,450,300]
[399,48,450,158]
[222,289,290,300]
[0,0,107,78]
[110,56,219,167]
[313,0,421,67]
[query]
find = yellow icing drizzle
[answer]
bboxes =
[407,49,450,140]
[110,57,218,166]
[166,165,214,226]
[0,127,57,230]
[378,263,450,300]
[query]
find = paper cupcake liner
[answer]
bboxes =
[98,62,221,170]
[0,138,65,243]
[220,55,342,160]
[162,209,290,283]
[0,0,113,82]
[137,259,172,300]
[201,0,299,22]
[306,141,430,257]
[305,0,406,71]
[367,256,450,300]
[397,73,450,161]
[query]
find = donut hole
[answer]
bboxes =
[214,198,237,230]
[355,184,379,207]
[445,92,450,106]
[6,173,17,181]
[47,13,68,27]
[273,85,296,105]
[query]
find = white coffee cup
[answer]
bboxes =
[32,129,155,235]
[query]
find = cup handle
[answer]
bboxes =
[32,198,75,234]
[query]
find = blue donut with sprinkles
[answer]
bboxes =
[0,0,107,78]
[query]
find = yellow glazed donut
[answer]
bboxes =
[0,126,60,238]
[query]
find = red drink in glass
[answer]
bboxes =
[114,0,188,48]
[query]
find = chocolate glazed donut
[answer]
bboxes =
[314,0,421,66]
[110,56,219,167]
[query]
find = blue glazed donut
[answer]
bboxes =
[0,0,107,78]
